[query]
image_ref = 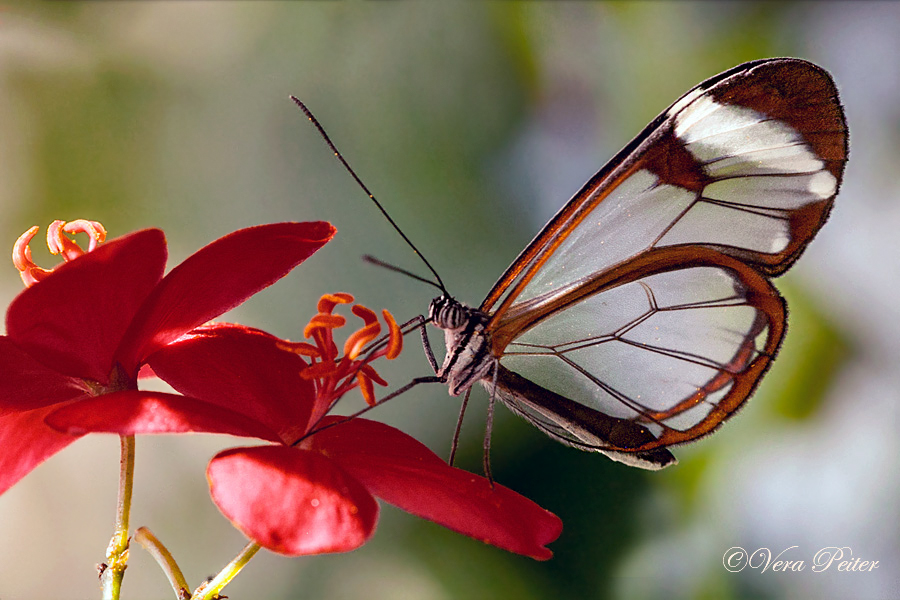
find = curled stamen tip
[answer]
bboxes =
[303,313,347,339]
[12,226,54,287]
[358,372,377,407]
[46,221,67,256]
[46,219,107,261]
[64,219,107,237]
[343,322,380,359]
[351,304,378,324]
[64,220,107,251]
[12,226,39,271]
[317,292,354,314]
[359,363,388,387]
[383,309,402,360]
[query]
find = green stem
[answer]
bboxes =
[134,527,190,599]
[192,542,261,600]
[100,435,135,600]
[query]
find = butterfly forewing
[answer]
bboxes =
[482,58,846,320]
[473,58,847,466]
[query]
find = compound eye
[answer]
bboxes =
[444,305,463,329]
[427,297,445,322]
[430,296,466,330]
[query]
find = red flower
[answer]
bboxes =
[48,296,563,560]
[0,220,335,495]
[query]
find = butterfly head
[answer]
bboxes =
[428,295,469,331]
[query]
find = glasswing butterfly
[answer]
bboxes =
[294,57,848,471]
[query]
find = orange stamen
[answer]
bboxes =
[350,304,378,324]
[317,293,354,314]
[12,220,107,288]
[276,340,322,358]
[294,292,405,408]
[13,227,53,287]
[299,360,340,380]
[65,220,107,250]
[383,309,402,360]
[12,226,38,273]
[357,372,376,407]
[343,304,383,359]
[343,322,380,360]
[359,363,388,387]
[303,313,346,338]
[47,220,107,260]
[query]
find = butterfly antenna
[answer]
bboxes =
[290,96,449,295]
[362,254,444,292]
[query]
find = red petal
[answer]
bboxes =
[115,222,335,372]
[147,324,314,440]
[6,229,167,382]
[208,445,379,555]
[308,418,562,560]
[0,405,81,495]
[136,364,156,379]
[44,390,281,442]
[0,337,88,414]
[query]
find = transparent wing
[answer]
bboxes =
[481,58,847,322]
[470,59,845,464]
[491,255,784,461]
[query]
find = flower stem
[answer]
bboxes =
[134,527,190,599]
[100,435,135,600]
[191,542,261,600]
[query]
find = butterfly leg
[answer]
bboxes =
[420,322,440,374]
[448,386,472,466]
[482,363,499,487]
[300,373,444,442]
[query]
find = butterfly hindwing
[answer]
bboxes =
[491,251,784,467]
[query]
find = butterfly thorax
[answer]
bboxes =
[428,295,496,397]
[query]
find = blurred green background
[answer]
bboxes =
[0,2,896,599]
